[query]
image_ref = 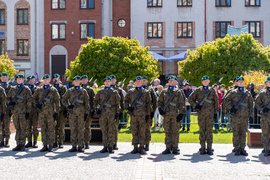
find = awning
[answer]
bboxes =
[168,51,188,61]
[149,51,167,61]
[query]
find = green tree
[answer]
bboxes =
[178,33,270,87]
[66,37,158,86]
[0,54,19,77]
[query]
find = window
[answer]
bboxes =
[147,0,162,7]
[177,22,193,38]
[52,24,66,40]
[245,21,261,38]
[80,23,95,39]
[245,0,260,6]
[17,9,28,25]
[80,0,95,9]
[118,19,126,28]
[147,23,163,38]
[177,0,192,6]
[0,40,5,55]
[17,40,28,56]
[216,22,231,38]
[216,0,231,7]
[52,0,65,9]
[0,9,5,25]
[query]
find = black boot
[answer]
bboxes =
[232,148,236,153]
[40,145,48,152]
[144,144,149,151]
[69,146,77,152]
[108,146,114,154]
[20,144,25,151]
[12,144,21,151]
[113,144,118,150]
[100,146,108,153]
[0,141,4,147]
[25,141,32,148]
[207,148,213,155]
[234,148,240,156]
[240,148,248,156]
[33,141,38,148]
[4,140,9,148]
[162,148,171,154]
[139,146,146,155]
[200,147,206,155]
[264,149,270,157]
[78,146,84,152]
[131,145,139,154]
[58,143,63,148]
[262,148,266,153]
[53,142,57,148]
[172,147,180,155]
[85,143,89,149]
[48,144,53,152]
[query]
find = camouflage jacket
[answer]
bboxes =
[94,88,120,114]
[188,86,219,115]
[255,88,270,118]
[158,87,185,116]
[82,84,96,112]
[62,87,90,115]
[54,83,67,111]
[124,87,152,116]
[29,85,38,111]
[0,86,6,114]
[33,85,60,114]
[146,86,157,113]
[7,85,32,114]
[223,88,253,118]
[1,82,12,94]
[112,86,125,113]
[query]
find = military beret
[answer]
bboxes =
[81,75,88,80]
[42,74,50,79]
[142,75,148,80]
[233,76,240,82]
[134,76,142,82]
[265,76,270,83]
[1,72,8,76]
[201,75,210,81]
[27,75,35,80]
[110,74,116,79]
[184,82,190,86]
[73,75,81,81]
[103,76,112,82]
[237,77,245,81]
[52,73,60,79]
[16,74,25,78]
[167,75,177,81]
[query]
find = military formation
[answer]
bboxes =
[0,71,270,157]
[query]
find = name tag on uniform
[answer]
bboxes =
[17,95,24,100]
[76,99,84,104]
[205,99,212,104]
[169,102,177,107]
[44,97,51,102]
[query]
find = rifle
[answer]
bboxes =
[36,86,51,113]
[97,90,113,113]
[147,74,158,88]
[117,78,126,88]
[197,77,223,110]
[8,85,25,110]
[67,89,83,114]
[90,79,97,87]
[230,93,247,117]
[163,91,178,112]
[262,101,270,117]
[127,90,144,115]
[4,78,15,93]
[52,76,60,85]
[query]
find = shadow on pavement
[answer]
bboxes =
[0,148,55,159]
[77,151,110,161]
[147,153,162,162]
[253,154,270,164]
[182,152,213,163]
[111,152,140,162]
[217,153,250,163]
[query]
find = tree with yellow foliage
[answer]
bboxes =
[243,71,268,92]
[0,54,18,77]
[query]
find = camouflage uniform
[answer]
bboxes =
[0,86,6,144]
[54,83,67,145]
[124,88,151,148]
[82,84,95,145]
[62,87,90,147]
[188,86,219,151]
[33,85,60,147]
[94,87,120,147]
[223,88,253,151]
[158,87,185,151]
[7,85,32,146]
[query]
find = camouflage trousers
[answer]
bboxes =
[0,121,2,141]
[114,118,120,145]
[1,109,11,141]
[163,114,180,148]
[69,113,85,147]
[84,116,92,144]
[231,116,248,149]
[55,111,66,144]
[13,113,27,145]
[39,112,55,146]
[230,116,236,148]
[100,113,116,147]
[26,111,39,142]
[198,114,214,149]
[145,117,153,145]
[261,117,270,150]
[130,115,146,147]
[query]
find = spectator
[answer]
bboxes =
[182,82,193,131]
[100,85,105,89]
[219,84,226,91]
[93,83,98,89]
[165,83,169,89]
[127,80,134,90]
[153,79,160,92]
[154,85,163,131]
[213,84,222,131]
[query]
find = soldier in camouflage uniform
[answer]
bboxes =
[110,74,124,150]
[158,75,185,155]
[223,77,253,156]
[7,74,32,151]
[94,76,120,153]
[52,74,67,148]
[188,75,219,155]
[0,72,12,147]
[254,76,270,156]
[33,74,60,152]
[24,75,39,148]
[81,75,95,149]
[142,75,156,151]
[62,75,90,153]
[0,86,6,147]
[125,76,152,155]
